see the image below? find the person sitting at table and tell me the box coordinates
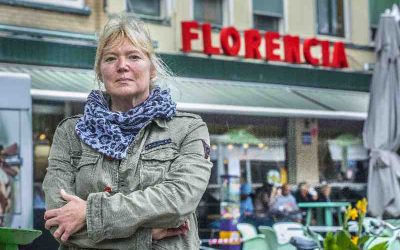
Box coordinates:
[318,184,332,202]
[270,184,302,223]
[295,182,318,203]
[240,176,254,220]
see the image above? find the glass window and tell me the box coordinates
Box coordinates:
[252,0,283,31]
[253,14,280,31]
[317,0,345,37]
[369,0,400,41]
[21,0,84,9]
[127,0,161,17]
[194,0,223,26]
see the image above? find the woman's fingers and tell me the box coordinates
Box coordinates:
[53,226,65,239]
[44,217,59,230]
[60,189,76,202]
[44,208,59,220]
[60,228,72,242]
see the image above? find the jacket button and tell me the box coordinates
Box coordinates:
[103,186,112,193]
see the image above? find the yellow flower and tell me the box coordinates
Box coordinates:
[356,198,368,215]
[348,208,358,220]
[351,236,359,245]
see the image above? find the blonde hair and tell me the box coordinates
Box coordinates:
[94,14,172,89]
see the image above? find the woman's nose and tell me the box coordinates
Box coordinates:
[117,58,129,72]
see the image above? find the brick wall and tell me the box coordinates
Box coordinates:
[0,0,107,34]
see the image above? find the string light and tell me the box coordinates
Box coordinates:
[39,133,47,141]
[227,144,234,150]
[211,144,218,150]
[243,143,249,149]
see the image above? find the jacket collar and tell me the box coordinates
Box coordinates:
[153,118,168,129]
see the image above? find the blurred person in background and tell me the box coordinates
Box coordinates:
[295,182,318,203]
[42,14,212,250]
[318,184,332,202]
[270,184,302,222]
[240,175,254,220]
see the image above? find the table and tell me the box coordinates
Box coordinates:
[0,227,42,250]
[298,202,350,226]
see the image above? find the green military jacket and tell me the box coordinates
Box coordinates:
[42,112,212,250]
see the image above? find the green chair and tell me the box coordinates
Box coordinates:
[258,226,296,250]
[0,227,42,250]
[237,223,270,250]
[237,223,259,241]
[242,236,270,250]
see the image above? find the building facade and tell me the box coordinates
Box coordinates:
[0,0,395,242]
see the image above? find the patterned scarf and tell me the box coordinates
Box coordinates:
[75,87,176,159]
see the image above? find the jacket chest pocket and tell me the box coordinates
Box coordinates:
[75,153,100,199]
[139,146,178,189]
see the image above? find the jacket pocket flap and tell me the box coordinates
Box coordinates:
[77,154,99,169]
[140,147,178,161]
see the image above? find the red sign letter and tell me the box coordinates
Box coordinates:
[265,32,281,61]
[181,21,199,52]
[303,38,320,66]
[220,27,241,56]
[331,42,348,68]
[283,35,300,64]
[320,40,330,67]
[202,23,220,55]
[244,29,262,59]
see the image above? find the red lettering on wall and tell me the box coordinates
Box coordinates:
[303,38,320,66]
[244,29,262,59]
[220,27,241,56]
[180,21,349,69]
[331,42,349,68]
[181,21,199,52]
[265,32,281,61]
[283,35,300,64]
[320,40,330,67]
[202,23,220,55]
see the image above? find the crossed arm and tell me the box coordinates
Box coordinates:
[42,119,212,248]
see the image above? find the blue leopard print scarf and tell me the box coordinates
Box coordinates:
[75,87,176,159]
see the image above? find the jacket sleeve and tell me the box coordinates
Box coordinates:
[86,118,213,242]
[42,121,147,249]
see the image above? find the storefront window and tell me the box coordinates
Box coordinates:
[317,0,345,37]
[194,0,224,26]
[32,100,83,210]
[317,119,368,183]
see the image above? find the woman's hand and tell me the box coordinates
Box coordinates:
[44,189,87,242]
[152,220,189,240]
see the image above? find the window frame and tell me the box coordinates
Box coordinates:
[19,0,85,9]
[126,0,172,22]
[315,0,350,38]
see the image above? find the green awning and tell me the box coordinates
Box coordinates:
[0,63,369,120]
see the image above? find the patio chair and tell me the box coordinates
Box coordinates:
[237,223,270,250]
[273,222,306,245]
[236,223,259,241]
[258,226,296,250]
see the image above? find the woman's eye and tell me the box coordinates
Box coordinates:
[128,55,140,60]
[104,57,115,62]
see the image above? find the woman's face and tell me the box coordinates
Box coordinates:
[100,38,154,103]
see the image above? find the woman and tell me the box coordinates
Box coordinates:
[42,14,212,250]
